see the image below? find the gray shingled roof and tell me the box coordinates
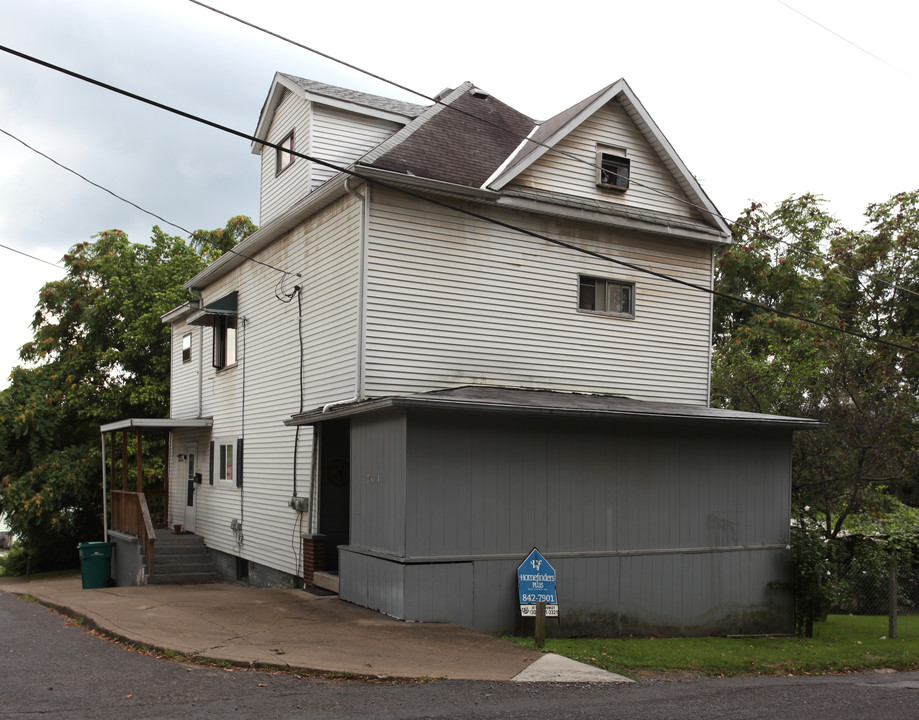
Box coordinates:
[280,74,427,118]
[366,87,536,187]
[494,83,615,182]
[287,385,819,429]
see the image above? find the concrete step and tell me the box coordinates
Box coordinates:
[312,571,339,594]
[149,531,218,585]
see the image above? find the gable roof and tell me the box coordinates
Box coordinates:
[485,79,730,236]
[251,73,428,154]
[365,85,536,188]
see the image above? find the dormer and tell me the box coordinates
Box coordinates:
[251,73,426,226]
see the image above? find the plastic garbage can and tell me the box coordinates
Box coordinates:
[78,541,113,589]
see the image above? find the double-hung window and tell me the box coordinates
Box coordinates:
[210,438,243,488]
[276,131,294,175]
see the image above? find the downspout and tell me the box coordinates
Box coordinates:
[190,290,204,418]
[309,179,367,533]
[706,247,715,408]
[325,176,368,412]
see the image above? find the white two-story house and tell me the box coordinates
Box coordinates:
[107,74,815,635]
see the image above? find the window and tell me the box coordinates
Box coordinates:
[210,438,243,488]
[276,130,294,175]
[579,275,635,317]
[219,441,234,484]
[213,315,237,369]
[182,333,192,363]
[596,147,630,191]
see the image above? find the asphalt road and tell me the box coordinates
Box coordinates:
[2,591,918,719]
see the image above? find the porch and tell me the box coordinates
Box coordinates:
[100,417,212,584]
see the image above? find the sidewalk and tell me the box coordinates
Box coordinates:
[0,575,630,683]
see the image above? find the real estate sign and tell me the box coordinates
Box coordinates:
[517,547,558,617]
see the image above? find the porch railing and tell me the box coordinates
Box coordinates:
[111,490,156,581]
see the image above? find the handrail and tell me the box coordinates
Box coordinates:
[110,490,156,582]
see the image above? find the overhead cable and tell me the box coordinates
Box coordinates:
[1,42,914,355]
[187,0,919,301]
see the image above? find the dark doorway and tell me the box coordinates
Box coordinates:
[318,418,350,572]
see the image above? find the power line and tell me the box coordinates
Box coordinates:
[1,126,194,236]
[186,0,919,302]
[776,0,919,84]
[1,42,914,355]
[0,242,62,269]
[0,120,296,279]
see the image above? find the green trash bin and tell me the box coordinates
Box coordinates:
[78,541,113,589]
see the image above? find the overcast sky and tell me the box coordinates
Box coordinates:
[1,0,917,389]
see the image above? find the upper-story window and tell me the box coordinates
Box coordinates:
[596,145,630,191]
[182,333,192,363]
[276,130,295,175]
[214,316,237,369]
[578,275,635,318]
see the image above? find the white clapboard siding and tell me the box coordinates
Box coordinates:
[169,318,201,419]
[364,188,713,405]
[170,195,361,576]
[513,100,699,221]
[259,90,311,227]
[310,106,402,191]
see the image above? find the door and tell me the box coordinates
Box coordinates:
[184,443,197,533]
[319,419,350,572]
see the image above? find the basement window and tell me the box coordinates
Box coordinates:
[276,130,294,175]
[579,275,635,318]
[597,147,630,191]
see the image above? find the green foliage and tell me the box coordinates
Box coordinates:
[508,614,919,677]
[0,219,255,572]
[713,192,919,540]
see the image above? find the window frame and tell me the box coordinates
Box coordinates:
[210,438,241,489]
[181,332,192,364]
[276,130,295,175]
[596,145,630,192]
[577,274,636,319]
[213,315,237,370]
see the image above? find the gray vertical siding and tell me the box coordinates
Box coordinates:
[341,407,794,635]
[349,410,407,555]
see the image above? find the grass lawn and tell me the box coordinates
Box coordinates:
[508,615,919,678]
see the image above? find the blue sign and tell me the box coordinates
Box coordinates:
[517,548,558,617]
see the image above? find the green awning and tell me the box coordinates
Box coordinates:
[187,291,237,327]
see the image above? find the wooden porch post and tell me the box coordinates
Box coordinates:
[121,431,128,491]
[163,434,170,527]
[109,432,116,488]
[136,431,143,493]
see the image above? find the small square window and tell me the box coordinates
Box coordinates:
[597,149,630,191]
[182,333,192,363]
[579,275,635,317]
[276,131,294,175]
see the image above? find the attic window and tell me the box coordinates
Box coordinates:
[276,131,294,175]
[597,147,630,191]
[578,275,634,318]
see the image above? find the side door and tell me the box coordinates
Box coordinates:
[183,443,198,533]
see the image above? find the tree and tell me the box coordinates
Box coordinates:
[712,193,919,539]
[0,218,254,573]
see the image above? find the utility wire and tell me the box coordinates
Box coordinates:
[776,0,919,84]
[0,85,296,281]
[1,126,194,236]
[1,42,915,355]
[187,0,919,302]
[0,242,62,269]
